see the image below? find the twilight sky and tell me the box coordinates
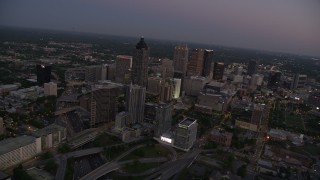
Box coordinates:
[1,0,319,57]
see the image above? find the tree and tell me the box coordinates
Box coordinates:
[58,143,71,153]
[44,159,58,174]
[41,151,54,160]
[13,164,33,180]
[237,165,247,178]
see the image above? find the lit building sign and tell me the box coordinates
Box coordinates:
[160,136,172,144]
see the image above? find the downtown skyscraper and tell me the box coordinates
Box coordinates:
[173,44,189,78]
[132,37,149,87]
[202,50,214,77]
[126,84,146,125]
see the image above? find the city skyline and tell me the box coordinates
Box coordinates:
[0,0,319,57]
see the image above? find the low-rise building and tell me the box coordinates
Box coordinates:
[0,136,42,170]
[44,82,57,96]
[32,124,66,149]
[210,129,233,147]
[115,111,129,130]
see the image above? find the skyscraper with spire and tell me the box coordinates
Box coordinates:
[131,37,149,87]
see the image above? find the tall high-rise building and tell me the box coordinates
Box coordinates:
[187,49,204,76]
[212,62,224,80]
[173,44,189,78]
[90,84,119,127]
[36,64,51,86]
[247,60,258,76]
[173,78,181,99]
[44,82,57,96]
[268,71,282,89]
[161,58,174,78]
[159,79,174,102]
[126,84,146,124]
[115,55,132,83]
[132,37,149,87]
[85,65,102,82]
[202,50,214,77]
[143,102,172,137]
[155,103,173,137]
[291,74,307,90]
[174,118,198,151]
[147,76,162,95]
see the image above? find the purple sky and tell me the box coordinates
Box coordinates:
[1,0,319,56]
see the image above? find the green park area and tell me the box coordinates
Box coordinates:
[122,161,160,173]
[120,144,171,161]
[289,143,320,156]
[269,102,320,136]
[93,133,122,147]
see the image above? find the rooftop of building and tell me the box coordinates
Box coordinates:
[116,55,132,59]
[207,81,225,87]
[178,118,197,127]
[116,111,129,117]
[0,136,36,155]
[32,124,65,137]
[211,128,233,137]
[0,84,19,89]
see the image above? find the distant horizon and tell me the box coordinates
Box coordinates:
[1,25,319,59]
[1,0,319,58]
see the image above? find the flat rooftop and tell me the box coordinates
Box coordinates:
[117,55,132,59]
[179,118,197,127]
[0,136,36,155]
[33,124,65,137]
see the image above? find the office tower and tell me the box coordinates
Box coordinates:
[173,78,181,99]
[36,64,51,86]
[250,74,264,86]
[101,64,108,80]
[132,37,149,87]
[187,49,204,76]
[291,74,307,90]
[202,50,214,77]
[126,84,146,124]
[159,79,174,102]
[174,118,198,151]
[143,102,172,137]
[85,65,102,82]
[212,62,224,80]
[268,71,282,88]
[147,76,162,95]
[115,55,133,83]
[90,84,119,127]
[155,103,173,137]
[44,82,57,96]
[247,60,258,76]
[173,44,189,78]
[161,58,174,78]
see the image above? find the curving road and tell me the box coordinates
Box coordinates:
[55,147,103,180]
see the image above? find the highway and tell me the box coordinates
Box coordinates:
[79,157,169,180]
[144,149,201,180]
[55,147,103,180]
